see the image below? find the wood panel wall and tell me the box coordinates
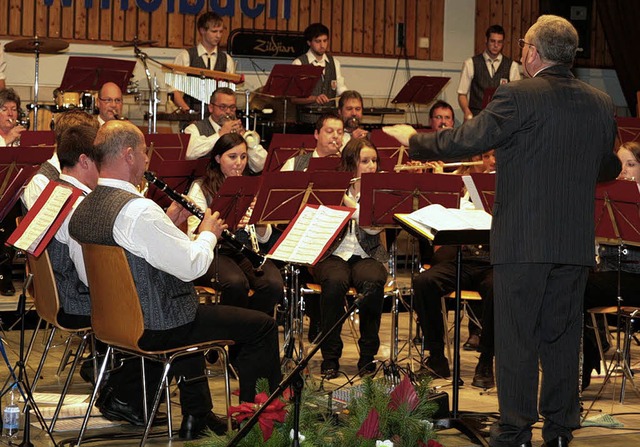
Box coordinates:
[474,0,613,68]
[0,0,445,61]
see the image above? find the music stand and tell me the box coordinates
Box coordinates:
[19,131,55,147]
[0,166,38,222]
[210,176,261,230]
[392,76,450,125]
[394,213,490,447]
[263,134,317,172]
[0,146,54,197]
[468,173,496,212]
[260,64,324,133]
[58,56,136,93]
[583,180,640,414]
[616,117,640,145]
[145,159,206,209]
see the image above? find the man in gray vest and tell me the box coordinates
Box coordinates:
[69,120,281,439]
[172,12,235,114]
[184,87,267,172]
[280,113,343,172]
[457,25,521,121]
[292,23,348,125]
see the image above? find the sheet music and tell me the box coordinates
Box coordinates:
[408,203,492,232]
[269,205,353,265]
[13,186,72,253]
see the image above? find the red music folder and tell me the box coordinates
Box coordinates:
[267,204,355,266]
[7,181,83,256]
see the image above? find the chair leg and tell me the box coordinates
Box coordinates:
[31,326,57,393]
[591,312,607,373]
[77,345,113,446]
[141,362,172,446]
[441,296,451,363]
[216,346,233,433]
[24,316,43,366]
[56,334,75,377]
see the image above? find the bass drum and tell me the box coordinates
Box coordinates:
[28,106,55,131]
[54,90,81,110]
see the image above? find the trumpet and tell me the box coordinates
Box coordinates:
[143,171,266,271]
[222,113,261,150]
[393,160,484,172]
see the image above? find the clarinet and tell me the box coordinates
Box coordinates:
[143,171,266,271]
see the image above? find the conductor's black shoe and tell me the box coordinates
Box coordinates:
[179,412,230,439]
[471,359,495,389]
[542,435,570,446]
[357,356,376,377]
[421,355,451,378]
[321,359,340,380]
[462,334,480,351]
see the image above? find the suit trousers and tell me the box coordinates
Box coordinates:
[312,255,387,362]
[490,263,587,446]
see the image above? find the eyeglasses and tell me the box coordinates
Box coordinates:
[213,104,237,112]
[99,97,123,104]
[518,38,534,49]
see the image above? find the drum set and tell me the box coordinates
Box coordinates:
[4,36,98,131]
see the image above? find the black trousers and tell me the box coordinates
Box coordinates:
[413,258,493,356]
[312,255,387,362]
[109,304,280,416]
[490,263,587,447]
[196,251,283,317]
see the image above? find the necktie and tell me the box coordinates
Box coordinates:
[207,55,211,70]
[490,59,496,77]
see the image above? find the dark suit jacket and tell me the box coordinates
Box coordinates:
[409,65,620,266]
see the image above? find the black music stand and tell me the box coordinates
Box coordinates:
[260,64,324,133]
[392,76,450,126]
[58,56,136,93]
[583,179,640,413]
[394,214,490,447]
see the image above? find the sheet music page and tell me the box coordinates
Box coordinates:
[269,205,352,264]
[462,175,485,210]
[13,186,72,253]
[409,203,491,231]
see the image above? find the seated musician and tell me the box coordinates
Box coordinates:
[311,138,388,379]
[171,12,235,115]
[280,113,343,172]
[186,133,283,317]
[184,87,267,173]
[582,141,640,389]
[97,82,123,125]
[414,150,496,389]
[0,88,25,146]
[338,90,369,147]
[68,120,281,439]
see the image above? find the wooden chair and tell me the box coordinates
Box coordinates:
[440,290,483,363]
[76,243,234,447]
[26,249,94,432]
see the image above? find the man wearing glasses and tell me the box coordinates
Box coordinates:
[97,82,123,125]
[184,87,266,173]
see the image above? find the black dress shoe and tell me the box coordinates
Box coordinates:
[463,334,480,351]
[542,435,570,446]
[471,359,495,389]
[421,354,451,378]
[0,273,15,296]
[357,357,376,377]
[99,394,167,427]
[179,412,231,439]
[321,359,340,380]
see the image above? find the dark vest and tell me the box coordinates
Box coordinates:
[184,47,229,112]
[469,53,513,115]
[322,221,388,264]
[292,152,313,172]
[69,185,198,330]
[47,180,90,316]
[37,161,60,181]
[193,118,216,139]
[295,54,338,124]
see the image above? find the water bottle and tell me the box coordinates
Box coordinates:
[2,384,20,438]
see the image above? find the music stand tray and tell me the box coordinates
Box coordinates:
[392,76,450,105]
[58,56,136,92]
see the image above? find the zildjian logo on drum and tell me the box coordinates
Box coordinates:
[254,36,296,57]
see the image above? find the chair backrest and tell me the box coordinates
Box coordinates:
[26,250,61,326]
[81,243,145,350]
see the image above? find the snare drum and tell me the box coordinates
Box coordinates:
[55,91,81,109]
[28,106,55,131]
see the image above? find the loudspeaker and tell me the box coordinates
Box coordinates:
[539,0,591,59]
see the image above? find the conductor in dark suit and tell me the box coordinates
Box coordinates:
[384,15,620,447]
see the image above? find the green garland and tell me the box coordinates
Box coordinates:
[188,375,440,447]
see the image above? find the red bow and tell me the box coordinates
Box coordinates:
[228,392,287,440]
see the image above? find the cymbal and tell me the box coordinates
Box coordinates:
[5,36,69,54]
[115,39,158,48]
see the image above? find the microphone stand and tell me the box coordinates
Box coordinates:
[227,293,365,447]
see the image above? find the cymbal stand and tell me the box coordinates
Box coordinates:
[280,264,304,368]
[32,41,42,130]
[133,44,164,134]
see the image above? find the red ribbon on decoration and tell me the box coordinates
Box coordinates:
[228,392,287,440]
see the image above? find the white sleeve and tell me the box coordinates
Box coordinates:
[509,61,522,81]
[113,198,216,282]
[334,58,348,95]
[456,58,474,95]
[21,174,50,210]
[225,53,236,74]
[247,143,267,173]
[186,181,208,239]
[184,123,219,160]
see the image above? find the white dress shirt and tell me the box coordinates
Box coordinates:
[332,189,381,261]
[184,116,267,173]
[21,153,61,210]
[457,51,521,95]
[292,50,348,96]
[98,178,216,283]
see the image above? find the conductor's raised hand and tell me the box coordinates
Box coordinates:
[383,124,418,147]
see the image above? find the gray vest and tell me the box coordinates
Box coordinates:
[298,53,337,98]
[47,178,90,316]
[193,118,215,139]
[185,47,229,112]
[292,152,313,172]
[469,53,513,115]
[68,185,198,330]
[37,161,60,181]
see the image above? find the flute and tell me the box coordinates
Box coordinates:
[393,160,484,172]
[143,171,266,271]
